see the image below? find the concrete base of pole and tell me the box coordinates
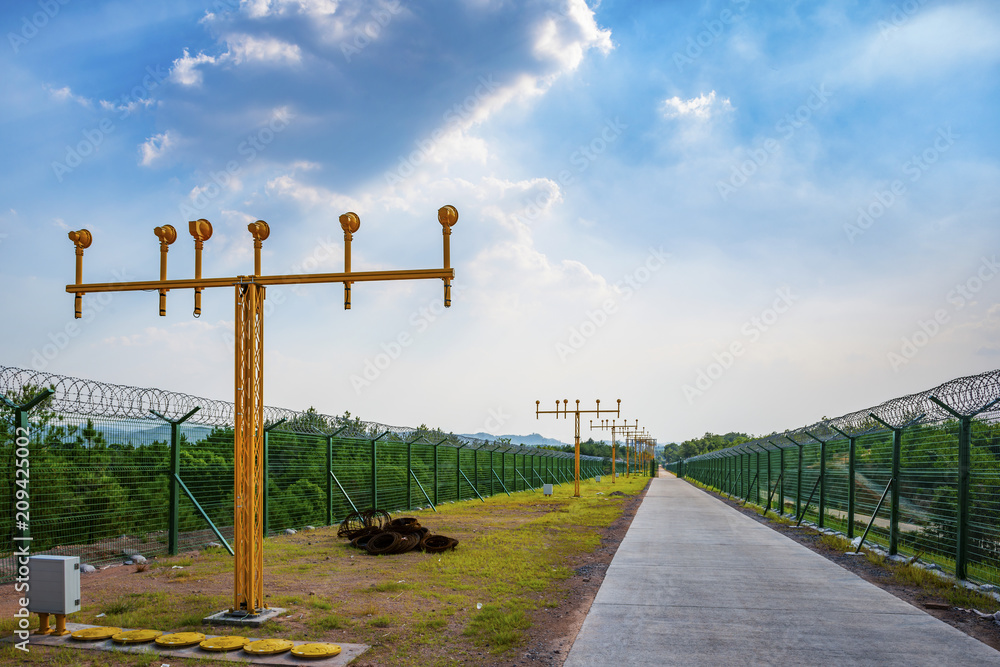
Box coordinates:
[202,607,286,628]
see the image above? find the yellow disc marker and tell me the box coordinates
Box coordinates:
[291,642,343,659]
[155,631,206,647]
[71,627,122,641]
[112,629,162,644]
[200,635,249,652]
[244,638,295,655]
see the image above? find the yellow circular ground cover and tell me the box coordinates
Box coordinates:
[155,631,206,647]
[112,629,162,644]
[244,638,295,654]
[200,635,248,651]
[290,642,342,659]
[71,627,121,641]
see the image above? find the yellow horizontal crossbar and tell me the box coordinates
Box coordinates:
[66,268,455,294]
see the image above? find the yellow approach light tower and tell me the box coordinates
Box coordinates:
[590,418,636,484]
[67,206,459,618]
[536,399,620,497]
[617,423,648,478]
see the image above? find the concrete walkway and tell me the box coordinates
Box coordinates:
[565,474,1000,666]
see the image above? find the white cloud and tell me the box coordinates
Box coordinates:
[226,34,303,65]
[241,0,340,19]
[99,97,155,115]
[169,36,301,87]
[46,85,91,108]
[265,174,365,213]
[837,5,1000,88]
[660,91,732,120]
[138,131,176,166]
[533,0,613,72]
[170,49,217,86]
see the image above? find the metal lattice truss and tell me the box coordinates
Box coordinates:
[0,365,600,460]
[686,368,1000,461]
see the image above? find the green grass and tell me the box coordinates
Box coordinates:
[891,563,1000,610]
[865,549,887,567]
[307,597,333,610]
[462,604,532,653]
[818,534,853,552]
[367,581,412,593]
[310,613,353,631]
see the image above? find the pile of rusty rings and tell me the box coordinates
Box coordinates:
[339,510,459,555]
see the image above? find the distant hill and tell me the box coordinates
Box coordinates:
[461,432,571,448]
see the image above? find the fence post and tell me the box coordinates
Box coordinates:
[407,439,413,510]
[323,426,348,526]
[755,445,761,505]
[4,389,54,560]
[765,447,772,511]
[786,435,803,518]
[956,416,971,578]
[371,431,389,510]
[433,438,446,507]
[327,435,334,525]
[260,418,289,537]
[929,395,1000,579]
[831,426,856,538]
[805,431,827,529]
[890,427,901,555]
[150,406,200,555]
[870,413,923,556]
[776,443,785,515]
[500,450,505,493]
[456,444,464,501]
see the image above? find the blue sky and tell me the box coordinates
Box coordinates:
[1,0,998,445]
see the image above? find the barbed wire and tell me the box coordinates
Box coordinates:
[687,368,1000,460]
[0,366,599,459]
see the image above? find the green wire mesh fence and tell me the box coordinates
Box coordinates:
[669,369,1000,585]
[0,366,608,582]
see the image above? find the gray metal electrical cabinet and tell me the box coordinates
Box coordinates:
[27,556,81,615]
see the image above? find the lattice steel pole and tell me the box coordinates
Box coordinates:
[536,399,620,497]
[590,418,634,484]
[66,206,459,618]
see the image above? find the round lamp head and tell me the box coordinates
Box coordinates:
[248,220,270,240]
[154,225,178,245]
[68,229,92,249]
[339,212,360,234]
[438,205,458,228]
[189,219,213,241]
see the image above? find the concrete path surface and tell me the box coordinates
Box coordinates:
[565,473,1000,667]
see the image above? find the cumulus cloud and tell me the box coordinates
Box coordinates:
[169,35,302,87]
[241,0,341,19]
[170,49,218,86]
[660,90,732,120]
[138,131,176,166]
[99,97,155,115]
[227,34,303,65]
[46,85,91,108]
[533,0,613,71]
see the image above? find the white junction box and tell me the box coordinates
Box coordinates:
[27,556,81,615]
[543,484,553,496]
